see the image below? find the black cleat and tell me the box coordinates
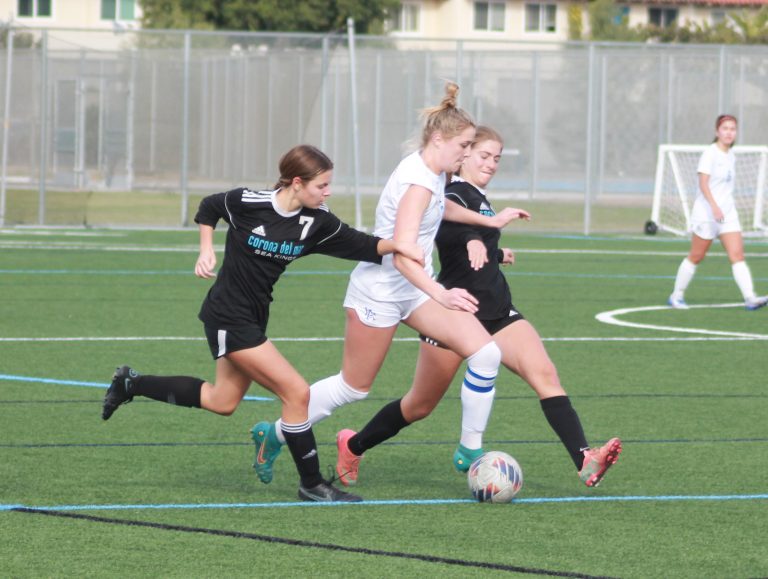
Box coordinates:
[102,365,139,420]
[298,480,363,503]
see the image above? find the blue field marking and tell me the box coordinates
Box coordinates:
[0,373,275,402]
[2,371,767,401]
[2,493,767,513]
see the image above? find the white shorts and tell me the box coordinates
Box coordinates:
[690,199,741,240]
[343,281,431,328]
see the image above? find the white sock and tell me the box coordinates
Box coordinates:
[274,372,368,444]
[672,258,697,297]
[732,261,756,301]
[459,341,500,450]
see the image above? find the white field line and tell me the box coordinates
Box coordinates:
[595,303,768,339]
[0,334,765,343]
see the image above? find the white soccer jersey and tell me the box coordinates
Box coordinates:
[349,151,446,302]
[697,143,736,213]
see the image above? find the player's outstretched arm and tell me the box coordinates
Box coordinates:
[444,202,530,229]
[376,239,425,266]
[488,207,531,228]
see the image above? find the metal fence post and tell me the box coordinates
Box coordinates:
[0,26,15,227]
[583,43,596,236]
[180,31,191,226]
[38,29,48,224]
[347,18,362,230]
[530,50,540,200]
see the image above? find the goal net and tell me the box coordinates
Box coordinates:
[649,145,768,236]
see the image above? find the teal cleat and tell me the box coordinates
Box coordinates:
[250,421,283,484]
[452,444,485,473]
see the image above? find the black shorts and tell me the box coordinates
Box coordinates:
[204,324,268,359]
[420,306,525,349]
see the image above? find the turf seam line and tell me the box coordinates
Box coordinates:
[2,437,768,450]
[11,507,613,579]
[2,437,767,450]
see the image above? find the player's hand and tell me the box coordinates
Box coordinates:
[394,241,425,266]
[467,239,488,271]
[711,204,725,223]
[195,249,217,279]
[436,287,479,313]
[500,248,515,265]
[489,207,531,229]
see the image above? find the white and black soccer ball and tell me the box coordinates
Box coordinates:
[467,451,523,503]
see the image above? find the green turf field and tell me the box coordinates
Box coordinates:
[1,227,766,578]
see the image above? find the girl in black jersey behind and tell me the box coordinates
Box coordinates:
[100,144,423,503]
[341,127,622,488]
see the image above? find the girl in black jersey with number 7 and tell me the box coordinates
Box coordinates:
[101,144,423,503]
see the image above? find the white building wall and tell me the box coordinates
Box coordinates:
[0,0,141,29]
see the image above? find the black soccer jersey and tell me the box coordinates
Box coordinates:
[195,187,382,330]
[435,180,513,320]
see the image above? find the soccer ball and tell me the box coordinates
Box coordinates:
[467,451,523,503]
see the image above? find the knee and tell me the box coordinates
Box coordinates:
[530,365,563,396]
[539,362,560,387]
[210,400,239,416]
[281,384,310,411]
[468,341,502,372]
[402,400,435,423]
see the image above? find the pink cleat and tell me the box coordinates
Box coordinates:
[335,429,364,487]
[579,437,622,488]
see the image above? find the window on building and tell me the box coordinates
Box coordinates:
[474,1,505,32]
[711,9,732,25]
[18,0,51,17]
[525,4,557,33]
[648,7,678,27]
[102,0,135,21]
[614,6,630,25]
[390,3,420,32]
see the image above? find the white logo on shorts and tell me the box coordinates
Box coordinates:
[364,307,376,322]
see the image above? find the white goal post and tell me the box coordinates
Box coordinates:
[649,145,768,237]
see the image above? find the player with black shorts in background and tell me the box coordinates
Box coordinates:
[101,144,423,503]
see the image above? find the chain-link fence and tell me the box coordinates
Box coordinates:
[1,26,767,233]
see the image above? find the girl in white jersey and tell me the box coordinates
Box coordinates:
[251,83,529,486]
[668,115,768,311]
[335,126,621,488]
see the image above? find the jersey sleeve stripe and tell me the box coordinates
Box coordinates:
[445,192,469,208]
[223,192,236,229]
[316,222,343,245]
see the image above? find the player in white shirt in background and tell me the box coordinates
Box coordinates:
[668,114,768,311]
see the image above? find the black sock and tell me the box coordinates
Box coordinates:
[540,395,589,470]
[132,375,203,408]
[282,423,322,488]
[349,399,410,456]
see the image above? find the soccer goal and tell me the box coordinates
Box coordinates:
[648,145,768,236]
